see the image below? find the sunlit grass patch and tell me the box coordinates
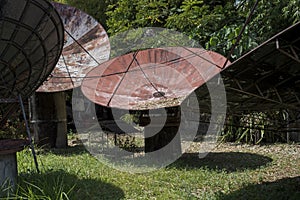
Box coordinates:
[2,142,298,199]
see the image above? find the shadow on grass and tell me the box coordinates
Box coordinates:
[16,170,124,200]
[219,176,300,200]
[169,152,272,172]
[37,145,89,157]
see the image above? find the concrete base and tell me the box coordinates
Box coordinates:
[144,124,182,163]
[0,153,17,196]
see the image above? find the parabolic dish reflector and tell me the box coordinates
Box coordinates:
[0,0,64,99]
[81,47,229,110]
[37,2,110,92]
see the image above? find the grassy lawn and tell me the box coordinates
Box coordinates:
[5,142,300,199]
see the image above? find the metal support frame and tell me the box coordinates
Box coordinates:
[276,38,300,64]
[223,37,300,113]
[227,86,298,111]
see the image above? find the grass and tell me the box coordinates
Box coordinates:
[3,141,300,199]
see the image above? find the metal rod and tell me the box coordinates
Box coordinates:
[290,46,299,60]
[277,48,300,64]
[62,54,75,87]
[18,95,40,173]
[107,51,140,106]
[65,29,101,65]
[133,54,167,99]
[227,87,298,110]
[276,38,300,64]
[158,34,224,69]
[285,110,290,143]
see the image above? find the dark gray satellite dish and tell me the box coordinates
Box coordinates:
[0,0,64,99]
[0,0,65,174]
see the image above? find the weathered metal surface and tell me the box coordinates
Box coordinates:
[81,47,229,110]
[0,0,64,99]
[37,2,110,92]
[0,139,29,194]
[0,139,29,154]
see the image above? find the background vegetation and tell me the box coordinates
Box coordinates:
[52,0,300,144]
[61,0,299,58]
[1,0,296,143]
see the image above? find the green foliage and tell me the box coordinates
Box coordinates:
[238,0,300,37]
[54,0,299,59]
[120,113,138,125]
[106,0,137,34]
[106,0,299,59]
[166,0,234,44]
[109,27,199,58]
[54,0,299,58]
[206,24,258,59]
[283,0,300,23]
[113,134,144,153]
[106,0,176,35]
[205,0,300,59]
[135,0,169,27]
[106,0,240,50]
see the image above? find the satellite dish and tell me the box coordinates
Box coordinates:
[37,2,110,92]
[0,0,64,99]
[81,47,230,110]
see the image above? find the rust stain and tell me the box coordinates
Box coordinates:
[81,47,230,110]
[37,2,110,92]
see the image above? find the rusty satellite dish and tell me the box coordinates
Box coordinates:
[37,2,110,92]
[81,47,230,110]
[0,0,64,99]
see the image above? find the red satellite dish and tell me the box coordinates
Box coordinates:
[37,2,110,92]
[81,47,230,110]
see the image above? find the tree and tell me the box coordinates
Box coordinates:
[106,0,183,34]
[206,0,300,58]
[106,0,299,59]
[56,0,299,58]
